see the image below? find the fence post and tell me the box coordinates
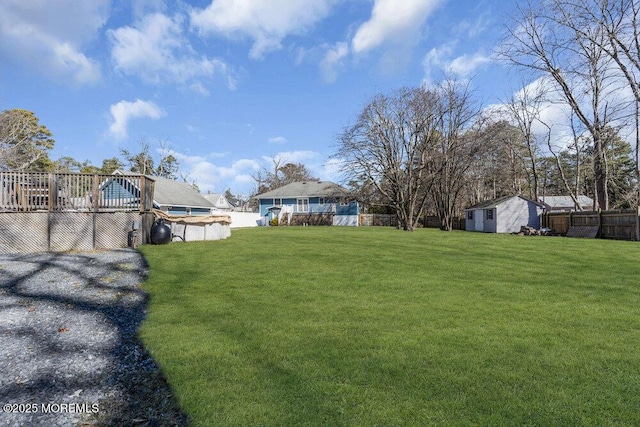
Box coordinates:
[637,206,640,241]
[569,211,573,228]
[92,174,99,250]
[47,173,53,212]
[47,173,53,251]
[598,209,603,238]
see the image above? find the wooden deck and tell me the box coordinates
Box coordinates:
[0,172,154,212]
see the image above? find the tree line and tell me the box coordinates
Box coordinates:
[333,0,640,231]
[0,108,186,181]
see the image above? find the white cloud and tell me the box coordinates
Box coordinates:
[351,0,442,54]
[422,43,493,83]
[266,150,321,166]
[109,99,166,139]
[169,151,261,194]
[453,13,491,39]
[163,149,330,194]
[320,42,349,83]
[422,42,455,83]
[268,136,288,144]
[321,157,345,184]
[109,12,236,91]
[447,51,492,77]
[0,0,107,84]
[190,0,337,59]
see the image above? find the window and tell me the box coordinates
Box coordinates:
[485,209,494,220]
[467,211,473,220]
[297,198,309,212]
[273,198,281,206]
[318,197,325,205]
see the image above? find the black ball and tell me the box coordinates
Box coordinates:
[151,222,172,244]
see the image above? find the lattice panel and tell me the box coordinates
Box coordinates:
[0,212,49,254]
[95,212,140,249]
[0,211,142,253]
[49,212,93,251]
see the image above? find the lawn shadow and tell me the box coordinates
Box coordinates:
[0,250,188,426]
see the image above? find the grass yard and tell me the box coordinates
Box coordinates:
[139,227,640,426]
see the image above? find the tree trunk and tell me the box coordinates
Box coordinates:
[594,136,608,210]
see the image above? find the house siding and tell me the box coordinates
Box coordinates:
[465,195,544,233]
[102,178,139,201]
[258,199,359,226]
[495,197,542,233]
[259,197,345,217]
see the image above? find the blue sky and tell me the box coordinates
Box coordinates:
[0,0,521,196]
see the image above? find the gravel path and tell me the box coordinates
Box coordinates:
[0,250,187,426]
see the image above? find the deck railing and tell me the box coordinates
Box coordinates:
[0,172,154,212]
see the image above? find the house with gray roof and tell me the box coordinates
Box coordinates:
[255,181,359,226]
[538,195,593,212]
[204,193,233,211]
[465,195,545,233]
[108,171,215,215]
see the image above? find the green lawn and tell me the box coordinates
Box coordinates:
[139,227,640,426]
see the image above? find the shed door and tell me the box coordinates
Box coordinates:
[475,210,483,231]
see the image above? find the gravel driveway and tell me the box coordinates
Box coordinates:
[0,249,187,426]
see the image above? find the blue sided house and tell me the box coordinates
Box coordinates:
[102,171,215,215]
[256,181,359,226]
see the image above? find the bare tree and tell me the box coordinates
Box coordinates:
[334,86,442,231]
[252,158,317,195]
[504,82,551,201]
[120,140,155,175]
[120,139,180,178]
[549,0,640,201]
[155,140,180,179]
[466,119,529,204]
[430,79,482,231]
[502,0,628,209]
[0,109,55,171]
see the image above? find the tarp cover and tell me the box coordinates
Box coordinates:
[154,209,232,226]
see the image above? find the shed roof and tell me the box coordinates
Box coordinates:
[153,177,214,208]
[466,195,544,211]
[539,195,593,209]
[256,181,348,199]
[113,171,214,209]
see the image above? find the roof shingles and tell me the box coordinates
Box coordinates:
[256,181,348,199]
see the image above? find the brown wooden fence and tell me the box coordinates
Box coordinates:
[359,214,397,227]
[424,216,466,230]
[0,172,156,253]
[542,208,640,240]
[0,172,154,212]
[358,214,466,229]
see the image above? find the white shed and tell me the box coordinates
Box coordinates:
[465,195,545,233]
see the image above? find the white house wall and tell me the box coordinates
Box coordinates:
[496,197,542,233]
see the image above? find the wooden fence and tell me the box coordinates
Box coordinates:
[424,216,466,230]
[542,208,640,240]
[0,172,156,253]
[359,214,397,227]
[0,172,154,212]
[358,214,466,229]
